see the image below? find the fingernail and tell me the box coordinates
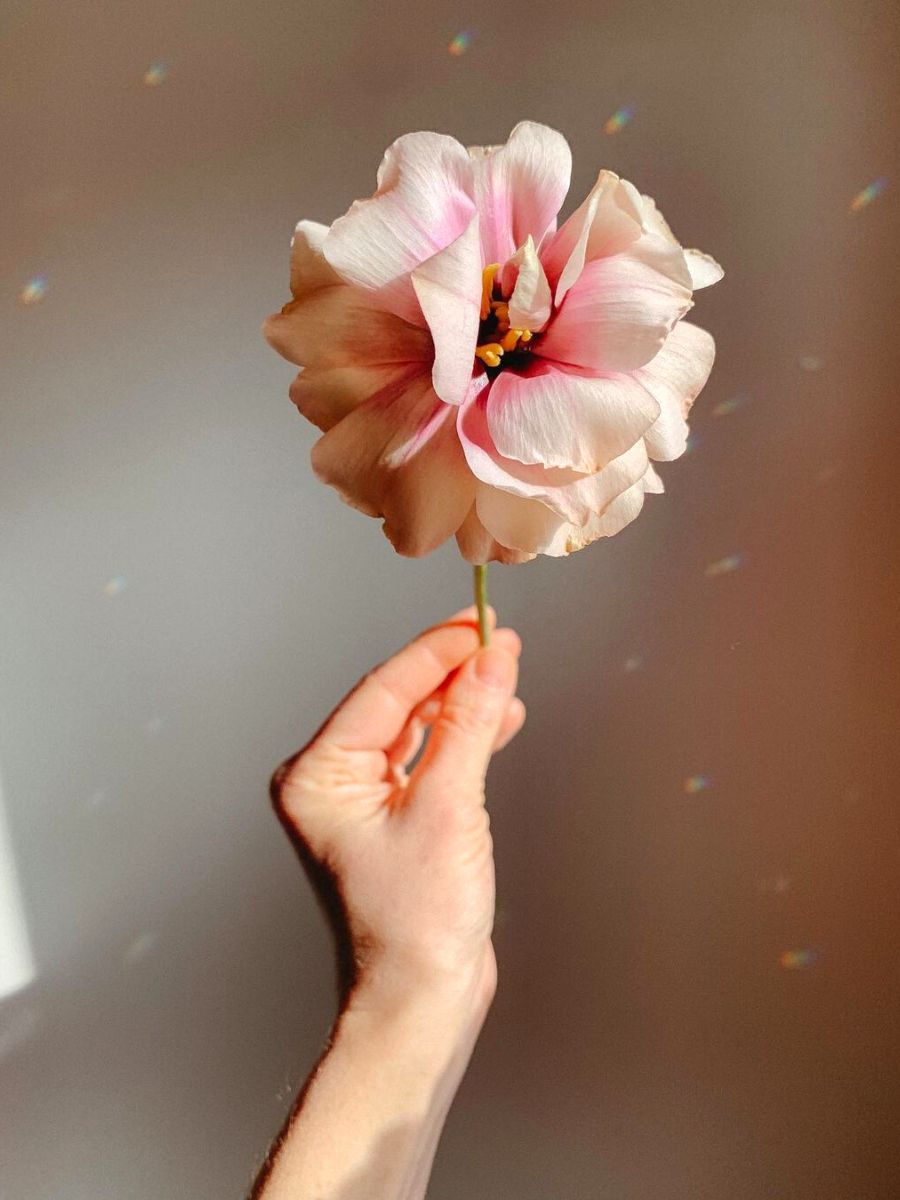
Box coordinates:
[473,646,516,689]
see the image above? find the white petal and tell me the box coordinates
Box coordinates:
[641,195,723,290]
[311,373,475,557]
[503,236,552,331]
[411,215,482,406]
[469,121,571,266]
[323,132,476,325]
[540,171,644,305]
[684,249,724,289]
[263,285,432,369]
[486,364,658,474]
[635,321,716,460]
[289,220,339,296]
[536,243,693,373]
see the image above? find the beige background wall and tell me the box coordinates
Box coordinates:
[2,0,899,1195]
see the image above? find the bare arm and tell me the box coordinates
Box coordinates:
[252,607,524,1199]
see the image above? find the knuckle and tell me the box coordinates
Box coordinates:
[438,695,496,738]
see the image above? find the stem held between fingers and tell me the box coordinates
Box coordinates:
[473,564,490,648]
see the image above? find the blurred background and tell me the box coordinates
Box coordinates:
[2,0,899,1196]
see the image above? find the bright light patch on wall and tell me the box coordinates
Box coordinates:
[0,772,36,999]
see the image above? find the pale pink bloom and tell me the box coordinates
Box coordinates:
[265,122,722,563]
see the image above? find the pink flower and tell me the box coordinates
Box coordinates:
[265,122,722,563]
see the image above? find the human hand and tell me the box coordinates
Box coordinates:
[270,607,524,1018]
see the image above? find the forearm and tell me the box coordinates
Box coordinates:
[254,968,493,1200]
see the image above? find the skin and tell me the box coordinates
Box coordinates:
[252,606,525,1200]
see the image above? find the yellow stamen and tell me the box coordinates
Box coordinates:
[499,327,532,352]
[480,264,500,321]
[474,343,504,368]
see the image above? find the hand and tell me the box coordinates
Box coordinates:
[270,607,524,1015]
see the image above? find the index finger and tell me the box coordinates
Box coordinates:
[317,605,497,752]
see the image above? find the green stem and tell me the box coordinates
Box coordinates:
[473,563,490,647]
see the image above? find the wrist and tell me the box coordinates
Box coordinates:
[346,946,497,1035]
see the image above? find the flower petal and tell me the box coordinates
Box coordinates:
[503,236,552,331]
[263,285,432,369]
[289,363,418,432]
[455,503,536,564]
[458,381,650,524]
[684,249,724,289]
[475,465,658,556]
[540,171,644,304]
[289,220,339,296]
[635,321,716,460]
[486,363,659,474]
[310,372,475,557]
[323,132,477,325]
[411,214,482,406]
[640,194,723,290]
[468,121,571,266]
[535,242,693,373]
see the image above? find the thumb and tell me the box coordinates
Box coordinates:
[412,645,519,795]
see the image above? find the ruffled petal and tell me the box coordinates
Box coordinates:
[322,132,477,325]
[635,321,716,460]
[458,381,650,525]
[310,372,475,557]
[475,465,658,556]
[289,220,339,296]
[263,285,432,369]
[540,171,644,304]
[502,236,552,331]
[411,214,482,406]
[535,242,693,373]
[289,363,419,432]
[468,121,571,266]
[486,363,659,474]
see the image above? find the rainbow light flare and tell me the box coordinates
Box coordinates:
[684,775,712,794]
[849,178,887,212]
[780,948,818,969]
[705,553,744,577]
[448,31,471,56]
[603,106,634,135]
[143,62,168,86]
[20,276,47,305]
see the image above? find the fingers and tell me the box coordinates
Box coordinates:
[494,696,526,752]
[318,606,497,753]
[411,643,520,797]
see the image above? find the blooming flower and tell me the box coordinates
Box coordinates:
[265,122,722,563]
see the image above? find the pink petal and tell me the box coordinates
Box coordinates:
[486,363,659,474]
[263,284,432,369]
[458,382,649,525]
[635,321,716,460]
[310,372,475,557]
[503,237,552,331]
[411,214,482,406]
[322,132,476,325]
[468,122,571,266]
[289,363,419,432]
[540,171,644,304]
[535,243,693,373]
[289,220,339,296]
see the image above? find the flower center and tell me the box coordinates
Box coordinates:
[474,263,533,371]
